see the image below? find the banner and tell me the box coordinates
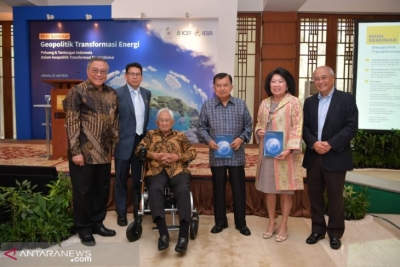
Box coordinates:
[29,20,218,142]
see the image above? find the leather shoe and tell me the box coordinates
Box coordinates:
[236,226,251,236]
[306,233,325,244]
[175,238,188,253]
[79,234,96,246]
[92,225,116,237]
[117,215,128,227]
[158,235,169,251]
[210,222,228,234]
[330,237,341,250]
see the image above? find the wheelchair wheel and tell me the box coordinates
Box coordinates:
[126,219,143,242]
[190,213,199,240]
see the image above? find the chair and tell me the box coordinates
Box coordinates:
[126,147,199,242]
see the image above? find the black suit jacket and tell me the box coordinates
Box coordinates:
[302,88,358,171]
[114,85,151,160]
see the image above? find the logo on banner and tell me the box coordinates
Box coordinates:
[177,30,192,36]
[177,29,213,37]
[165,27,172,39]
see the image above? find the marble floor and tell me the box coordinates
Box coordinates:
[1,211,399,267]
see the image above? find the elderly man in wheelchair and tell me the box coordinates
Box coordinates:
[133,108,197,253]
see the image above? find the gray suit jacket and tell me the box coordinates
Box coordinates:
[114,84,151,160]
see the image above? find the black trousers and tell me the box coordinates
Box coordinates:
[68,162,111,234]
[114,134,144,216]
[307,155,346,238]
[211,166,246,228]
[145,170,191,224]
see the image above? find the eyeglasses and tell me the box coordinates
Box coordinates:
[312,75,330,83]
[90,68,108,75]
[127,72,142,77]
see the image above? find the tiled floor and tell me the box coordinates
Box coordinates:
[1,211,399,267]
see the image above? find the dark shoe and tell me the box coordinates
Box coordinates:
[92,225,116,237]
[117,215,128,227]
[79,234,96,246]
[306,233,325,244]
[330,237,341,250]
[175,238,188,253]
[158,235,169,251]
[236,226,251,236]
[210,222,228,234]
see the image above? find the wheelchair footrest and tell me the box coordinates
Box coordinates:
[152,226,180,231]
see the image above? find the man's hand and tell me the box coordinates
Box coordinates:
[72,154,84,166]
[160,153,178,165]
[208,140,218,150]
[313,141,331,155]
[231,137,243,150]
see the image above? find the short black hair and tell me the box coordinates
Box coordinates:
[264,67,296,96]
[125,62,143,74]
[213,73,232,84]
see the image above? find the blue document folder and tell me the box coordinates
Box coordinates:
[215,134,234,158]
[264,131,283,157]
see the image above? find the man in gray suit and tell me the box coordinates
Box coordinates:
[114,62,151,226]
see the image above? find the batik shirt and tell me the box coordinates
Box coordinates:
[136,129,197,178]
[63,80,119,164]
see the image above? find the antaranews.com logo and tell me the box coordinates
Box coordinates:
[2,246,92,265]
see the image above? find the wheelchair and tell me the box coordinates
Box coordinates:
[126,145,200,242]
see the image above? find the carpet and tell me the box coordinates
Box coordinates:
[0,141,312,217]
[0,142,259,178]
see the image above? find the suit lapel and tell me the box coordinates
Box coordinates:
[310,95,319,129]
[141,87,150,126]
[325,88,339,123]
[123,85,136,117]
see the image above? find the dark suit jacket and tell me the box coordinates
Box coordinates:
[302,88,358,171]
[114,85,151,160]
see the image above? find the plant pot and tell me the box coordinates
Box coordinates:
[0,242,13,251]
[38,240,53,249]
[25,242,38,250]
[12,242,24,251]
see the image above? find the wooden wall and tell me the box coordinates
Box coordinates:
[261,12,298,99]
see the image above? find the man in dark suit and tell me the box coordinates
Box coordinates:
[302,66,358,250]
[114,62,151,226]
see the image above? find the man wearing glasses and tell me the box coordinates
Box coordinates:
[114,62,151,227]
[63,57,119,246]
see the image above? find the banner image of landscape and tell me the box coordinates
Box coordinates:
[29,20,218,142]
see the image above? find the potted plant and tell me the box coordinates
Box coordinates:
[325,185,370,220]
[20,218,39,249]
[0,222,13,251]
[0,174,74,249]
[343,185,370,220]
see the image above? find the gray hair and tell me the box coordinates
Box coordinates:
[314,66,335,76]
[156,108,174,121]
[87,57,109,70]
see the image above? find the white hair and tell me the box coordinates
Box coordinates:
[156,108,174,121]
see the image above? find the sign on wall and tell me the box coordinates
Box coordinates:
[29,19,218,142]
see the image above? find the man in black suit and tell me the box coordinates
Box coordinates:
[114,62,151,226]
[302,66,358,250]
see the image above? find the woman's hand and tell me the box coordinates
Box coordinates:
[257,129,265,139]
[275,150,292,160]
